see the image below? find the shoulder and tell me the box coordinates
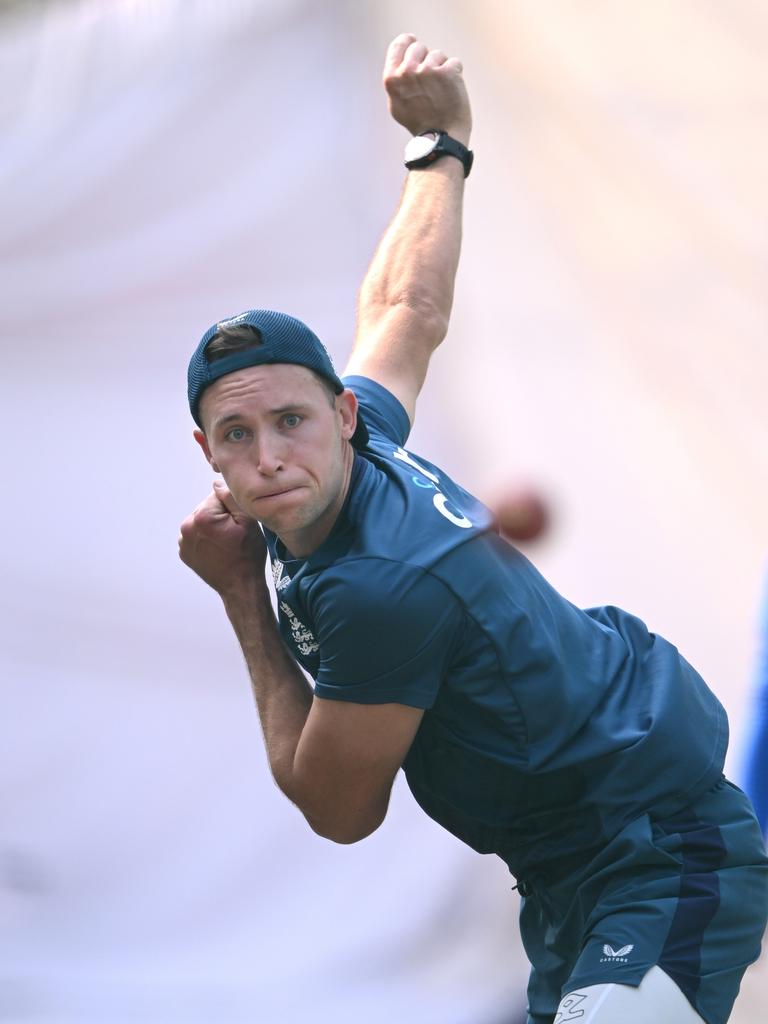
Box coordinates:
[344,374,411,447]
[308,559,466,707]
[309,557,462,630]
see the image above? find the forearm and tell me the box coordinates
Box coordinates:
[223,586,394,842]
[357,158,465,344]
[179,487,388,843]
[222,580,315,810]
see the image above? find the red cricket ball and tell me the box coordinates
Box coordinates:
[493,487,550,542]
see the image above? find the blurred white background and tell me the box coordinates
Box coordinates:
[1,1,766,1021]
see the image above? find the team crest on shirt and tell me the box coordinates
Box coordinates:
[272,558,291,592]
[279,601,319,656]
[600,943,634,962]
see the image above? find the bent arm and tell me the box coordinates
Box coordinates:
[223,579,423,843]
[179,484,423,845]
[344,34,472,424]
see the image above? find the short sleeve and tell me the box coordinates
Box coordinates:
[343,375,411,447]
[309,559,464,709]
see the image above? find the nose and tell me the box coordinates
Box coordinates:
[254,432,285,476]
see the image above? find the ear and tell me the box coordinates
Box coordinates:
[337,389,359,442]
[193,429,221,474]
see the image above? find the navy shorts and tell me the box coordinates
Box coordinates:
[518,778,768,1024]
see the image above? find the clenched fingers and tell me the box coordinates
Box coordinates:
[177,487,266,592]
[382,34,471,140]
[384,32,417,76]
[420,49,448,69]
[442,56,463,74]
[402,38,429,70]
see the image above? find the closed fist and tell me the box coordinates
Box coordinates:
[178,481,267,596]
[383,33,471,144]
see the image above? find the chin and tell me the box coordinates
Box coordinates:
[260,503,319,537]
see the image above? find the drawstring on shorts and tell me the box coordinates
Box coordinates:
[512,878,532,898]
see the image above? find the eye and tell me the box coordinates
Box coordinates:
[282,414,302,429]
[224,426,248,442]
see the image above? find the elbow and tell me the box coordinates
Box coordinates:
[392,294,449,332]
[304,809,386,845]
[361,297,449,350]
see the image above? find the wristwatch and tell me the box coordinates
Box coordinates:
[404,130,474,178]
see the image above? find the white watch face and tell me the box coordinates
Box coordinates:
[405,133,438,162]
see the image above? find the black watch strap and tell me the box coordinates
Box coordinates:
[436,133,474,178]
[406,130,474,178]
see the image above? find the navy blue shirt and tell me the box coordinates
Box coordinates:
[265,377,728,875]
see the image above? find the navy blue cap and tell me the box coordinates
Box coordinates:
[188,309,368,449]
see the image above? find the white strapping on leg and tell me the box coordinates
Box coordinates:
[553,965,706,1023]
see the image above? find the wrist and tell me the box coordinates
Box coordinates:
[443,124,471,147]
[220,576,271,614]
[404,130,473,178]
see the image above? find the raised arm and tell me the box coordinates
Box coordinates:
[343,33,472,425]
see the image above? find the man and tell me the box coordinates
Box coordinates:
[179,34,768,1024]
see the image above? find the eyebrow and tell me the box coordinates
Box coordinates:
[212,405,312,429]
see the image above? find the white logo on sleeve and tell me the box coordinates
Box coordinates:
[600,943,634,962]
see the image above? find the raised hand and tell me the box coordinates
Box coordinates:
[178,480,268,597]
[383,33,471,144]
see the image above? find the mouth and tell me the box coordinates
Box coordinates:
[253,486,303,503]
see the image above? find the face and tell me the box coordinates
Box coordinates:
[195,364,358,556]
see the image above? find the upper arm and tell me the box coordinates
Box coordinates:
[344,303,445,426]
[293,697,424,843]
[291,563,465,841]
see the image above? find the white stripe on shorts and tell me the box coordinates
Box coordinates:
[553,965,706,1023]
